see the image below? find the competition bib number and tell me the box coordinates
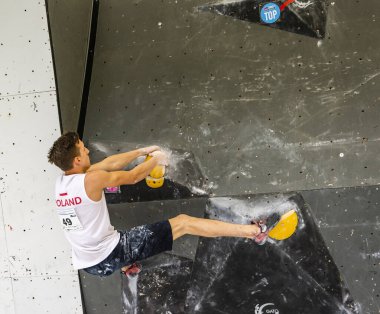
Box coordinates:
[59,211,83,231]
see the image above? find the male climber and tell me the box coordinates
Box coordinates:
[48,132,268,277]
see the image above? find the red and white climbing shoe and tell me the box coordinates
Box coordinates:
[121,262,142,277]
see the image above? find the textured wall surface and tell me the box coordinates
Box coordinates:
[302,186,380,314]
[0,1,82,313]
[84,0,380,196]
[76,0,380,313]
[46,0,92,132]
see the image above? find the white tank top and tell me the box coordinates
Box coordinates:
[55,173,120,269]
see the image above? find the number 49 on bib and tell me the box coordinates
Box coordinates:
[59,212,83,231]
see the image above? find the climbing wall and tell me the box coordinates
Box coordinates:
[71,0,380,313]
[46,0,93,132]
[84,0,380,197]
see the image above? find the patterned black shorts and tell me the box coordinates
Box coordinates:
[83,220,173,277]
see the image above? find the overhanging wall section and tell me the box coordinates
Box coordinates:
[46,0,93,133]
[83,0,380,196]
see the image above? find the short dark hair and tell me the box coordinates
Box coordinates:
[48,132,80,171]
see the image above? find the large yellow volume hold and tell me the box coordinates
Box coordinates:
[145,155,165,188]
[268,209,298,240]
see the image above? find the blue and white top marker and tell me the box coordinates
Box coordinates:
[260,2,281,24]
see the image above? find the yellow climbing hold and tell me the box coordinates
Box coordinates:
[149,163,165,179]
[144,155,165,188]
[145,175,164,188]
[268,209,298,240]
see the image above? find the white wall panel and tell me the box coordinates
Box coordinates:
[0,0,82,312]
[0,278,15,314]
[12,275,82,314]
[0,196,11,278]
[0,0,55,96]
[0,93,77,275]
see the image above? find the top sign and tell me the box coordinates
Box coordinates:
[260,2,281,24]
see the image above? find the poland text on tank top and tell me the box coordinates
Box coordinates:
[55,173,120,269]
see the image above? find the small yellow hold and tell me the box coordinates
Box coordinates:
[145,176,164,188]
[145,155,166,178]
[150,164,165,179]
[144,155,165,188]
[268,209,298,240]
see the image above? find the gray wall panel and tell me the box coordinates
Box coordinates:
[47,0,93,132]
[302,186,380,314]
[83,0,380,196]
[76,1,380,312]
